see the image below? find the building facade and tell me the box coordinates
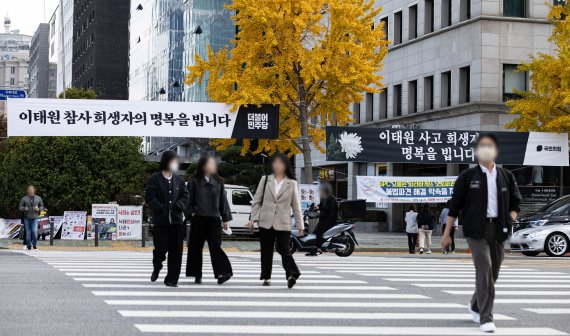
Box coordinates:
[28,23,54,98]
[296,0,561,231]
[49,0,74,96]
[129,0,234,157]
[72,0,130,99]
[0,17,31,91]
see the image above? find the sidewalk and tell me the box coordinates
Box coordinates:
[0,231,469,253]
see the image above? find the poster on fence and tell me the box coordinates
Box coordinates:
[299,184,320,210]
[8,99,279,139]
[0,219,22,238]
[356,176,457,203]
[47,216,64,240]
[61,211,87,240]
[89,204,118,240]
[117,206,143,240]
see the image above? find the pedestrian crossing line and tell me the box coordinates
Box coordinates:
[359,273,570,278]
[445,290,570,296]
[522,309,570,314]
[384,278,570,283]
[104,300,465,308]
[56,268,321,274]
[338,271,562,275]
[322,267,535,271]
[133,325,568,335]
[414,283,570,288]
[65,272,340,278]
[496,299,570,304]
[73,278,368,284]
[118,310,516,320]
[83,284,396,291]
[91,291,429,299]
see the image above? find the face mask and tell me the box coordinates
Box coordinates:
[169,162,179,172]
[477,146,497,162]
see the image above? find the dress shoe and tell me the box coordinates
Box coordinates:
[195,277,202,284]
[263,280,271,286]
[150,269,160,282]
[164,282,178,287]
[287,276,297,289]
[218,274,231,285]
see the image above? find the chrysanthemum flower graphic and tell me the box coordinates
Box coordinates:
[338,131,363,159]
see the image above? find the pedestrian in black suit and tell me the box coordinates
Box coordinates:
[185,154,233,285]
[145,150,189,287]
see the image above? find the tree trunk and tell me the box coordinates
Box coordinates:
[297,72,313,184]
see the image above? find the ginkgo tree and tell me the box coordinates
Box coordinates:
[186,0,388,183]
[505,3,570,132]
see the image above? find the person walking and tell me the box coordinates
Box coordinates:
[442,133,521,333]
[185,154,233,285]
[440,201,458,253]
[145,150,189,287]
[417,203,435,254]
[18,185,44,250]
[404,205,418,254]
[306,182,338,256]
[248,153,304,288]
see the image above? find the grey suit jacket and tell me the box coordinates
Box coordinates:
[250,175,303,231]
[19,195,44,219]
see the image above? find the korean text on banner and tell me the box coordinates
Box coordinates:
[117,206,143,240]
[61,211,87,240]
[357,176,457,203]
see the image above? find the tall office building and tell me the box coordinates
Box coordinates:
[129,0,234,158]
[49,0,74,96]
[0,16,31,91]
[28,23,55,98]
[72,0,130,99]
[296,0,559,230]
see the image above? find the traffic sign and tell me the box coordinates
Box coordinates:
[0,89,27,100]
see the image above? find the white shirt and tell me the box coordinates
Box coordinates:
[480,164,498,218]
[405,211,418,234]
[274,178,285,195]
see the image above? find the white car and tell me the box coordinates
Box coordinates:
[224,184,257,235]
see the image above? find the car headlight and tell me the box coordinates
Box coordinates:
[529,219,548,227]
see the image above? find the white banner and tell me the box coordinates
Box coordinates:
[61,211,87,240]
[299,184,320,210]
[117,206,143,240]
[7,99,279,139]
[357,176,457,203]
[89,204,118,240]
[0,219,22,239]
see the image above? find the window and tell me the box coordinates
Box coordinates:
[425,0,434,33]
[504,0,526,18]
[10,67,15,74]
[352,102,361,124]
[379,90,388,119]
[393,84,402,116]
[408,80,418,113]
[365,92,373,122]
[394,11,402,45]
[409,5,418,39]
[459,66,471,103]
[441,71,452,107]
[10,78,15,85]
[503,64,527,101]
[380,17,389,40]
[424,76,434,110]
[232,190,252,206]
[441,0,452,28]
[460,0,471,21]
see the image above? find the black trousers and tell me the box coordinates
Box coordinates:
[186,216,233,278]
[442,224,456,252]
[259,227,300,280]
[313,222,332,249]
[152,225,184,284]
[406,233,418,253]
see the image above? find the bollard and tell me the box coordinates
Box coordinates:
[49,220,54,246]
[141,223,147,248]
[94,223,99,247]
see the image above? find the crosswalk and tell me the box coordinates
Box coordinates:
[21,251,569,335]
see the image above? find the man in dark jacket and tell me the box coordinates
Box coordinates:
[417,203,435,254]
[18,185,44,250]
[442,133,521,333]
[145,150,189,287]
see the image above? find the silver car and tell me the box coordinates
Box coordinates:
[510,196,570,257]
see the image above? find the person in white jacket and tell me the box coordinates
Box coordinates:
[405,205,419,254]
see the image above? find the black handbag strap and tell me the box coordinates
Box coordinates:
[260,175,269,207]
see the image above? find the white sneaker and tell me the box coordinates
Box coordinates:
[22,245,27,250]
[480,322,496,333]
[467,302,480,323]
[426,250,432,254]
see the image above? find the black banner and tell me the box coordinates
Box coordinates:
[326,126,568,166]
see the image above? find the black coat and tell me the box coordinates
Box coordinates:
[417,209,435,230]
[144,172,189,226]
[185,177,232,222]
[448,165,522,242]
[317,197,338,229]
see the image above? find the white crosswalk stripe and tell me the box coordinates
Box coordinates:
[20,251,569,335]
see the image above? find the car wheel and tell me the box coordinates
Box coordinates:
[521,251,540,257]
[544,233,569,257]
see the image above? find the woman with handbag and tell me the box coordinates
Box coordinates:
[248,153,304,288]
[185,154,233,285]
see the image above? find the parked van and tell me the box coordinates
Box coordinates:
[224,184,257,235]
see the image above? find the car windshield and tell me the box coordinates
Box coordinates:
[539,198,570,214]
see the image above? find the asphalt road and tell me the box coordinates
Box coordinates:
[1,250,569,336]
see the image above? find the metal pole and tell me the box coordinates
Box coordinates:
[94,223,99,247]
[49,220,54,246]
